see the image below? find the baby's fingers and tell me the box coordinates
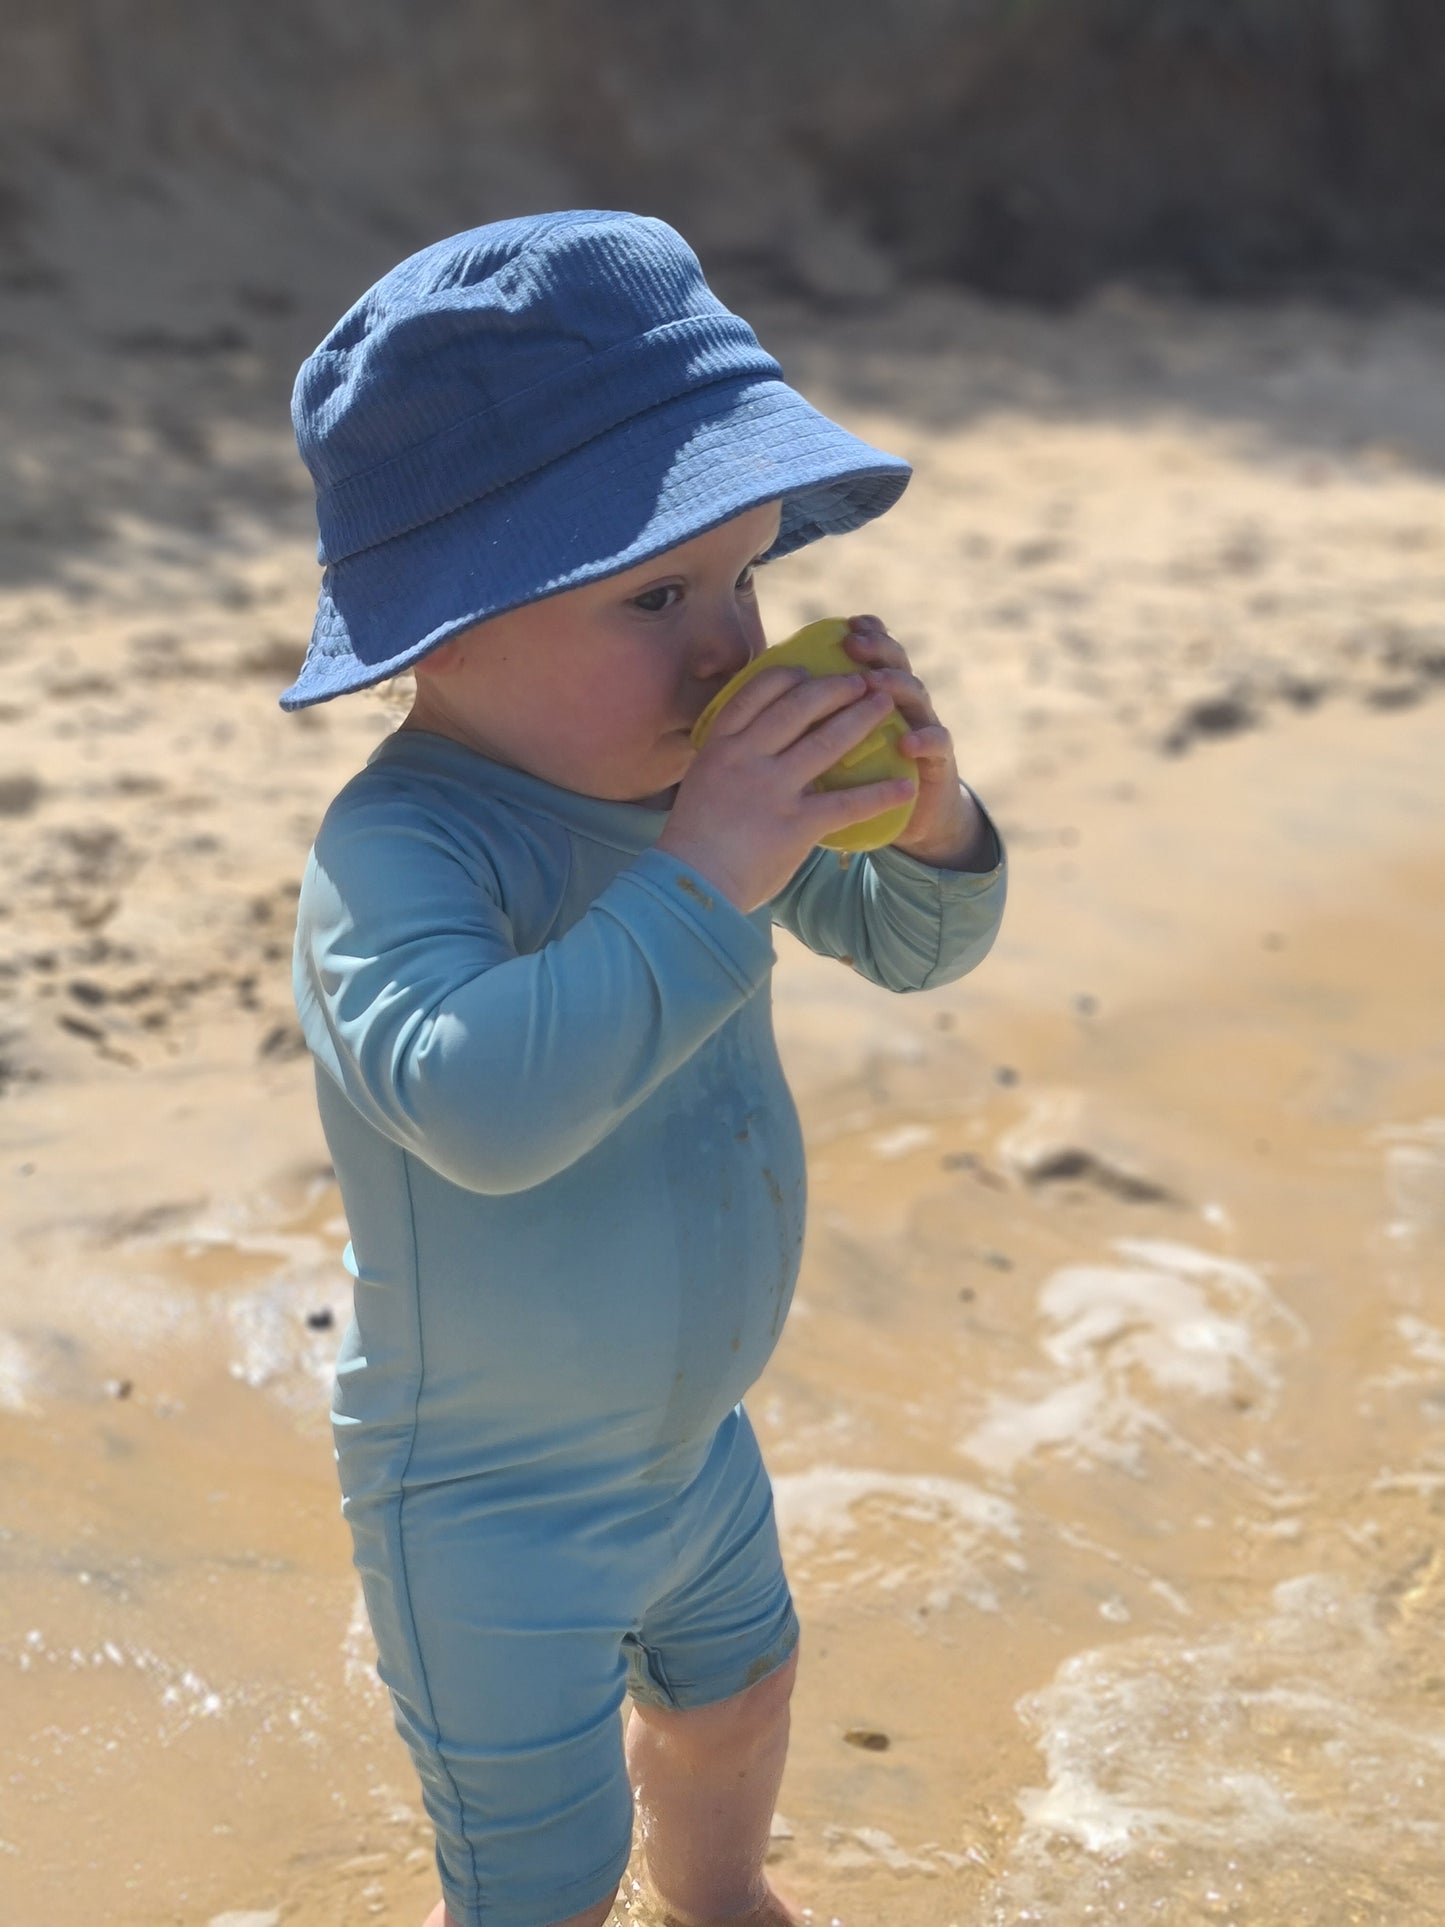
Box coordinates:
[896,720,956,770]
[716,671,881,762]
[699,663,808,740]
[858,663,937,731]
[842,615,912,674]
[805,773,918,841]
[779,685,895,783]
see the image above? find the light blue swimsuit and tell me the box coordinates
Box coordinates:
[295,728,1006,1926]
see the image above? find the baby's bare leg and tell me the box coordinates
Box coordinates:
[423,1892,616,1927]
[626,1647,805,1927]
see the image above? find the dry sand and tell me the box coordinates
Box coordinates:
[2,286,1444,1925]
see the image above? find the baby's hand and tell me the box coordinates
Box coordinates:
[841,615,997,871]
[656,665,916,912]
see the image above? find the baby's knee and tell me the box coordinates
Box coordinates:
[637,1645,799,1762]
[732,1645,799,1734]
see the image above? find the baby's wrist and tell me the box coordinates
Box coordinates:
[652,827,756,914]
[892,786,997,872]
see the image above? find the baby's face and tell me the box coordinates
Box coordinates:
[406,501,781,803]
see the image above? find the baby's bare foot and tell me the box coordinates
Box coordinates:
[658,1882,839,1927]
[751,1885,837,1927]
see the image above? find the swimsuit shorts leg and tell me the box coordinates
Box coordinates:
[343,1406,798,1927]
[623,1407,799,1713]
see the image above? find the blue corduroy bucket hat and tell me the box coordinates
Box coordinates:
[282,209,912,709]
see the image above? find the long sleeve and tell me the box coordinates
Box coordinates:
[295,797,774,1195]
[771,794,1007,992]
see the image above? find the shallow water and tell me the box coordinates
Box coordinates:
[2,700,1443,1924]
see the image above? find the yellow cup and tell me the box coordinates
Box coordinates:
[690,618,918,853]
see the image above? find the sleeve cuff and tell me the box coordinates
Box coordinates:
[614,848,777,994]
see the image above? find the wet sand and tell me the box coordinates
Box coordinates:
[2,290,1444,1924]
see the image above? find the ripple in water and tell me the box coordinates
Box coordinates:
[959,1238,1306,1480]
[981,1572,1445,1922]
[772,1466,1022,1615]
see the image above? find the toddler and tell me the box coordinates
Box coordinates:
[286,211,1006,1927]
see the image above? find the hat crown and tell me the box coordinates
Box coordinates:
[280,209,911,710]
[293,211,777,563]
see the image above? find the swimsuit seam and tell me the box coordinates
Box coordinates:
[559,832,576,933]
[633,1628,681,1709]
[390,1145,485,1924]
[925,867,946,989]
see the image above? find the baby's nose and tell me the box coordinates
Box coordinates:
[694,621,755,684]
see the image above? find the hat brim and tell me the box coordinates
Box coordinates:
[280,377,910,709]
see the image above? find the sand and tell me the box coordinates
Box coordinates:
[2,285,1444,1925]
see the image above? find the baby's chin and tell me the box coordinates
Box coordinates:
[622,736,693,807]
[582,766,684,810]
[540,735,690,805]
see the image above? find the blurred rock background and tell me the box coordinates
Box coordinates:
[6,0,1445,308]
[3,0,1444,590]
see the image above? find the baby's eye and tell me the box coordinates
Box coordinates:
[630,583,682,614]
[735,563,758,595]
